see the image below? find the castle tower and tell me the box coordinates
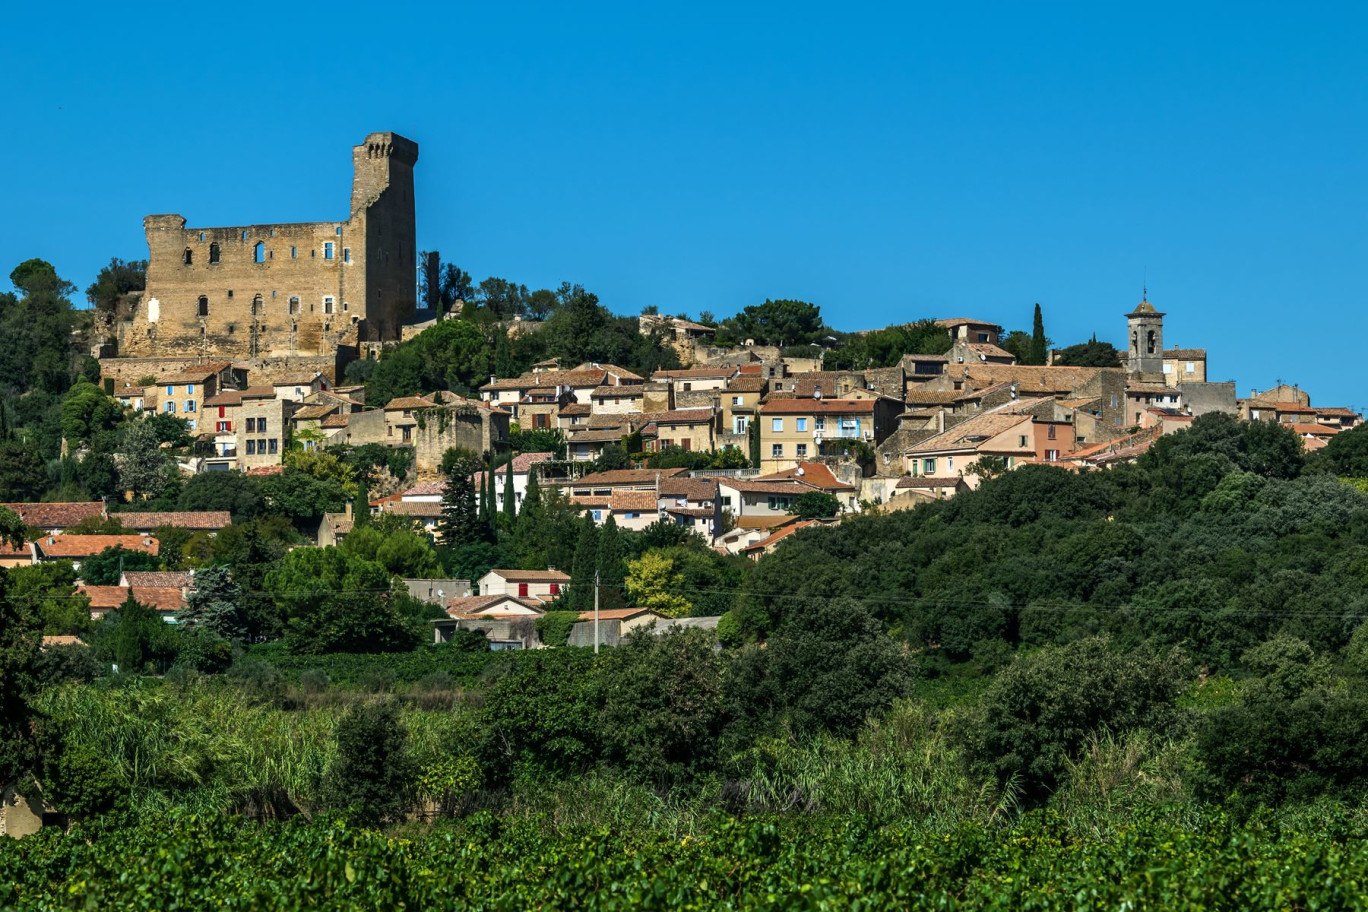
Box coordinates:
[1126,292,1165,379]
[347,132,419,342]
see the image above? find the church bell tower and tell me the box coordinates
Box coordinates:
[1126,291,1165,380]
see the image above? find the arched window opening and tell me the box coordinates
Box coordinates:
[208,243,220,265]
[1146,330,1156,354]
[251,294,262,315]
[288,296,299,315]
[183,248,193,265]
[197,296,209,317]
[254,242,264,264]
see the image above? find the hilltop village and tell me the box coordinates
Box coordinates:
[0,130,1350,669]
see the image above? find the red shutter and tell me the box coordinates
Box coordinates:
[518,583,528,598]
[550,583,560,595]
[218,406,225,418]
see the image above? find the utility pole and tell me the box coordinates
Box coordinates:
[593,569,600,654]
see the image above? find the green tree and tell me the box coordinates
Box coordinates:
[568,513,599,612]
[176,471,265,521]
[84,257,146,314]
[437,469,483,547]
[61,381,124,450]
[79,545,162,586]
[502,454,516,524]
[1054,334,1122,367]
[260,468,349,523]
[0,567,41,786]
[596,514,626,610]
[625,551,691,618]
[0,440,46,502]
[325,700,415,826]
[267,547,417,654]
[1027,303,1048,365]
[118,417,173,499]
[178,566,244,639]
[963,636,1190,801]
[722,299,825,346]
[10,563,89,636]
[788,491,840,519]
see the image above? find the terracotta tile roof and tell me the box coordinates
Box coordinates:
[758,398,880,415]
[442,595,544,617]
[659,477,719,501]
[642,408,715,425]
[0,502,104,529]
[481,370,607,391]
[1287,423,1339,437]
[571,491,661,512]
[570,468,687,487]
[383,395,437,411]
[246,465,285,476]
[511,452,554,472]
[567,428,630,444]
[488,569,571,583]
[1164,348,1207,359]
[652,367,738,380]
[591,385,643,398]
[1126,383,1173,394]
[725,376,768,393]
[559,403,592,416]
[577,608,662,621]
[905,409,1034,454]
[38,534,159,559]
[41,635,86,648]
[292,403,339,421]
[400,480,448,497]
[573,363,645,382]
[239,386,281,401]
[1315,407,1361,418]
[320,414,351,428]
[723,479,814,496]
[122,570,193,588]
[935,317,1001,329]
[757,462,855,491]
[80,585,184,613]
[116,511,232,531]
[742,520,820,553]
[954,381,1016,401]
[902,353,951,362]
[949,364,1109,396]
[896,476,965,488]
[158,369,216,384]
[904,390,960,405]
[384,501,444,518]
[963,343,1016,360]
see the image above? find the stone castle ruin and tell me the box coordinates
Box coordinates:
[111,132,418,373]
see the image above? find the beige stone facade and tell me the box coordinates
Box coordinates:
[118,132,418,365]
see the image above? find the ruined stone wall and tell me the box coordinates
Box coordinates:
[411,407,511,477]
[120,132,417,362]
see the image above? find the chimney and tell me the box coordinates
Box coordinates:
[345,502,353,521]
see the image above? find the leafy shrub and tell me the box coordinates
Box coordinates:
[324,699,414,825]
[534,610,581,648]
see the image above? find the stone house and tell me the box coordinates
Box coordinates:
[570,491,661,531]
[146,368,218,432]
[757,396,902,472]
[641,408,718,453]
[237,390,295,470]
[903,404,1076,490]
[479,568,570,602]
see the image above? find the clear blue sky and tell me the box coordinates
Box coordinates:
[4,1,1365,408]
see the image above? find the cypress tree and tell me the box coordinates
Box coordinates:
[596,514,625,610]
[353,476,371,528]
[484,462,497,535]
[437,472,480,547]
[1028,303,1048,366]
[512,471,544,568]
[568,512,599,612]
[502,453,516,523]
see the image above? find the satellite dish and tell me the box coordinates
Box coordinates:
[436,589,444,598]
[796,467,805,476]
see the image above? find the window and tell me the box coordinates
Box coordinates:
[259,418,268,433]
[771,443,783,458]
[324,242,334,260]
[187,420,196,431]
[796,443,808,457]
[183,248,193,265]
[796,418,807,432]
[1045,449,1059,462]
[977,332,990,342]
[165,385,174,395]
[323,296,334,314]
[1186,362,1196,373]
[1163,363,1174,374]
[624,512,638,519]
[767,496,793,511]
[923,458,935,474]
[246,440,256,455]
[948,457,954,470]
[268,438,278,454]
[518,583,529,598]
[164,401,175,414]
[290,246,297,258]
[592,510,603,521]
[732,396,743,406]
[288,296,299,315]
[733,416,748,434]
[771,418,783,432]
[186,400,196,413]
[343,247,351,264]
[216,421,230,432]
[549,583,560,596]
[1146,330,1156,354]
[208,243,220,264]
[254,242,264,263]
[335,227,343,236]
[683,382,692,392]
[197,296,209,317]
[814,417,825,432]
[241,230,249,240]
[199,232,205,241]
[402,426,411,442]
[252,294,262,315]
[1047,424,1056,440]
